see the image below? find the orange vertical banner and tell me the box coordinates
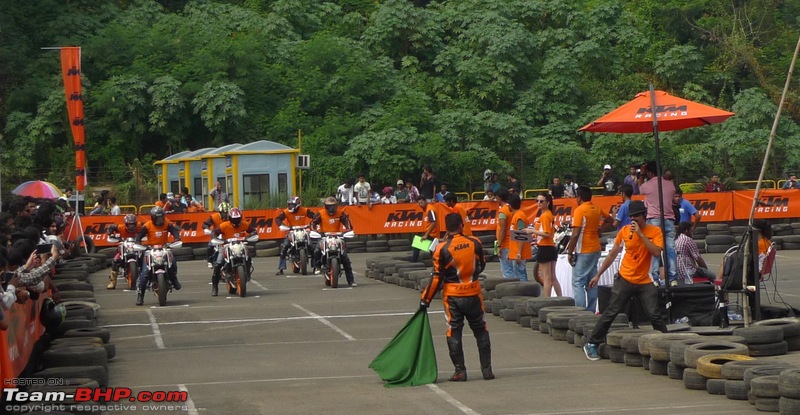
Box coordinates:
[60,46,86,191]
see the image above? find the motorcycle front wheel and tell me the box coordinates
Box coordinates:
[329,258,340,289]
[156,273,168,306]
[127,262,138,291]
[299,250,308,275]
[236,265,247,297]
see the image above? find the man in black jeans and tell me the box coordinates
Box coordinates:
[583,201,669,360]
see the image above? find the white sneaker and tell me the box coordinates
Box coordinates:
[314,269,321,275]
[207,262,213,269]
[349,283,357,287]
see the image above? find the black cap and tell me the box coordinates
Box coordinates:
[628,201,647,217]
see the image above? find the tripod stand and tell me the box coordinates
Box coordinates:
[66,190,89,255]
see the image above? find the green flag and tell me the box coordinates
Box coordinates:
[369,307,438,387]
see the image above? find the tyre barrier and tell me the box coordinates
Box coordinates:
[90,249,800,415]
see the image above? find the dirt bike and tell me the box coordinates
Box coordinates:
[309,230,354,288]
[143,241,182,306]
[211,234,258,297]
[107,236,146,290]
[280,225,311,275]
[553,222,572,255]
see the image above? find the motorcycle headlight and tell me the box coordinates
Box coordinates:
[326,238,340,252]
[293,230,306,241]
[151,250,167,266]
[230,243,245,256]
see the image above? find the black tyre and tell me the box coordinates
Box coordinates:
[750,375,781,398]
[300,250,308,275]
[649,359,668,376]
[157,273,167,306]
[330,258,340,288]
[42,344,107,369]
[684,341,749,369]
[683,368,707,390]
[779,369,800,399]
[32,366,108,387]
[706,378,726,395]
[779,397,800,414]
[127,262,138,291]
[236,265,247,297]
[63,327,111,343]
[748,340,789,357]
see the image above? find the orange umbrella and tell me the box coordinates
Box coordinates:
[579,89,734,133]
[578,85,734,303]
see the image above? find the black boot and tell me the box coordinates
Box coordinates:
[447,336,467,381]
[477,331,494,380]
[136,289,145,306]
[169,274,181,290]
[211,269,220,296]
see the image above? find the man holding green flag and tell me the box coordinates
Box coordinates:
[421,213,493,382]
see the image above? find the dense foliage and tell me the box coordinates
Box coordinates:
[2,0,800,202]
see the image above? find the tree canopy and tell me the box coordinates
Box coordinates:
[2,0,800,201]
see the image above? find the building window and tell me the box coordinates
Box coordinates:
[193,177,203,200]
[243,174,269,206]
[278,173,288,195]
[170,181,180,194]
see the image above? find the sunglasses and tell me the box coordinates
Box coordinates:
[536,199,547,203]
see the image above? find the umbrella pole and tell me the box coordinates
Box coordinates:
[649,84,672,324]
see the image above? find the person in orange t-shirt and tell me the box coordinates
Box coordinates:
[582,200,668,361]
[527,193,561,297]
[566,186,613,311]
[437,193,472,237]
[506,194,531,281]
[494,189,514,279]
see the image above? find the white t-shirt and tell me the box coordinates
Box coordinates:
[353,181,371,204]
[337,184,354,205]
[381,195,397,204]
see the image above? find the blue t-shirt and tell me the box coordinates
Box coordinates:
[677,198,697,223]
[615,200,631,230]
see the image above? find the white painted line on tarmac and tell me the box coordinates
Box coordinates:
[250,279,268,291]
[427,384,480,415]
[101,310,442,328]
[293,303,356,340]
[134,374,369,389]
[146,309,165,349]
[177,384,198,415]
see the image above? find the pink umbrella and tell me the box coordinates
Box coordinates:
[12,180,63,199]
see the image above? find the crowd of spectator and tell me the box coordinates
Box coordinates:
[0,197,67,330]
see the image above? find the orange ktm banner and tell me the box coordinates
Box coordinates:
[732,189,800,220]
[60,46,87,191]
[1,296,45,390]
[682,192,734,222]
[68,210,284,248]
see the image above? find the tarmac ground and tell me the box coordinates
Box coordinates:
[91,249,800,415]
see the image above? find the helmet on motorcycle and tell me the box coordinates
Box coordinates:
[287,196,301,213]
[123,214,137,232]
[150,206,165,227]
[217,202,231,220]
[229,207,242,226]
[324,197,337,216]
[40,298,66,333]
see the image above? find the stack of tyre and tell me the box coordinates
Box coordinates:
[778,223,800,251]
[705,223,736,254]
[29,253,115,414]
[363,256,433,292]
[693,225,708,253]
[481,278,541,326]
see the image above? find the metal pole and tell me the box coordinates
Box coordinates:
[741,34,800,325]
[648,84,672,321]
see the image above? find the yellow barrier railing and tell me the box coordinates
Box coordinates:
[471,191,485,201]
[523,188,548,199]
[736,180,776,190]
[139,204,156,214]
[454,192,471,201]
